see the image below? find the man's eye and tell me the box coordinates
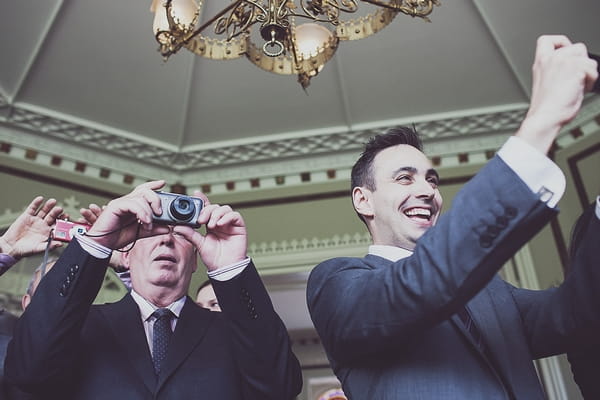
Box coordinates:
[427,177,439,187]
[395,175,412,182]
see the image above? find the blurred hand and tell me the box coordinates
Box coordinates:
[0,196,66,259]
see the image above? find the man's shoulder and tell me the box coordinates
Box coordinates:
[308,255,383,287]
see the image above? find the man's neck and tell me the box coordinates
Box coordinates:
[132,286,187,308]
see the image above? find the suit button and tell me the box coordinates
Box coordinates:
[496,216,509,228]
[480,234,493,248]
[486,225,500,237]
[240,288,250,301]
[504,207,517,218]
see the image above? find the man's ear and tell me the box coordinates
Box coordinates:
[121,250,132,269]
[352,186,374,218]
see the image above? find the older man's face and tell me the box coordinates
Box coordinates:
[125,228,197,295]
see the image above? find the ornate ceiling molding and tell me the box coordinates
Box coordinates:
[1,96,599,194]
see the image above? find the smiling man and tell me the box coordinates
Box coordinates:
[5,182,302,399]
[307,35,600,400]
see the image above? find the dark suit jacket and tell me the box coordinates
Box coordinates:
[307,157,600,399]
[565,210,600,400]
[5,240,302,399]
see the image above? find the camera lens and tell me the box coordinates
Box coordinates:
[170,196,195,222]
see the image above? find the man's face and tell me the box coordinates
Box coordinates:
[196,284,221,312]
[124,228,198,295]
[355,144,443,249]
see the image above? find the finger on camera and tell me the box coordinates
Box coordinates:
[45,203,64,220]
[173,225,202,246]
[191,190,210,207]
[197,204,221,225]
[132,187,163,217]
[206,205,234,229]
[214,211,244,229]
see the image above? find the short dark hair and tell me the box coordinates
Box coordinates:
[350,127,423,224]
[351,127,423,193]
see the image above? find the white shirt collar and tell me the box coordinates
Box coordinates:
[368,245,413,262]
[130,289,187,321]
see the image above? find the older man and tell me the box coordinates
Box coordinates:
[6,182,302,399]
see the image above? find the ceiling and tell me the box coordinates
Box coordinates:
[1,0,600,333]
[1,0,599,192]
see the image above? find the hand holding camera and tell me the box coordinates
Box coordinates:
[82,180,171,250]
[153,191,203,228]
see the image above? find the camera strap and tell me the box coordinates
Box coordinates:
[40,231,53,278]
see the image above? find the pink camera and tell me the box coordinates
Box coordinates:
[53,220,91,242]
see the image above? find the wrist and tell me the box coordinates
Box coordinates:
[515,115,561,155]
[0,236,18,259]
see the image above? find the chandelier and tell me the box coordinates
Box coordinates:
[151,0,440,88]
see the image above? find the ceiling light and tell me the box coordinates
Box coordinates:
[151,0,440,88]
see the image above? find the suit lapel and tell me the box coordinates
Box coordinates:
[100,295,157,394]
[461,278,519,398]
[157,297,215,390]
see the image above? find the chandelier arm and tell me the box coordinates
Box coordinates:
[276,0,290,20]
[186,0,245,43]
[296,0,320,20]
[323,0,358,13]
[243,0,269,19]
[286,11,341,23]
[360,0,436,16]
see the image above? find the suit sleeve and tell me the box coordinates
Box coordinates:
[510,213,600,359]
[307,156,556,364]
[210,262,303,400]
[5,239,108,390]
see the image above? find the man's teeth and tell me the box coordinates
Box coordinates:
[404,208,431,218]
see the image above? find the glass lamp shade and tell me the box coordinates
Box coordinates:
[294,23,334,59]
[151,0,197,34]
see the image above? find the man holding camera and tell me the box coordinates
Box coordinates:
[5,181,302,399]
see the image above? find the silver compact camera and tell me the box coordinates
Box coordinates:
[153,191,203,228]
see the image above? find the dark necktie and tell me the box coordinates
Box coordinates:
[152,308,174,375]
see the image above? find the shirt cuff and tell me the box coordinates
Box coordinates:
[596,196,600,220]
[75,233,112,259]
[208,258,251,281]
[497,136,565,208]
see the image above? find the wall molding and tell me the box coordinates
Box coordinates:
[1,97,599,196]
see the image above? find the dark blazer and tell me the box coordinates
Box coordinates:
[566,206,600,400]
[5,240,302,399]
[307,157,600,400]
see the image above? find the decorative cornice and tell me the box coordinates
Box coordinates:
[1,97,599,195]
